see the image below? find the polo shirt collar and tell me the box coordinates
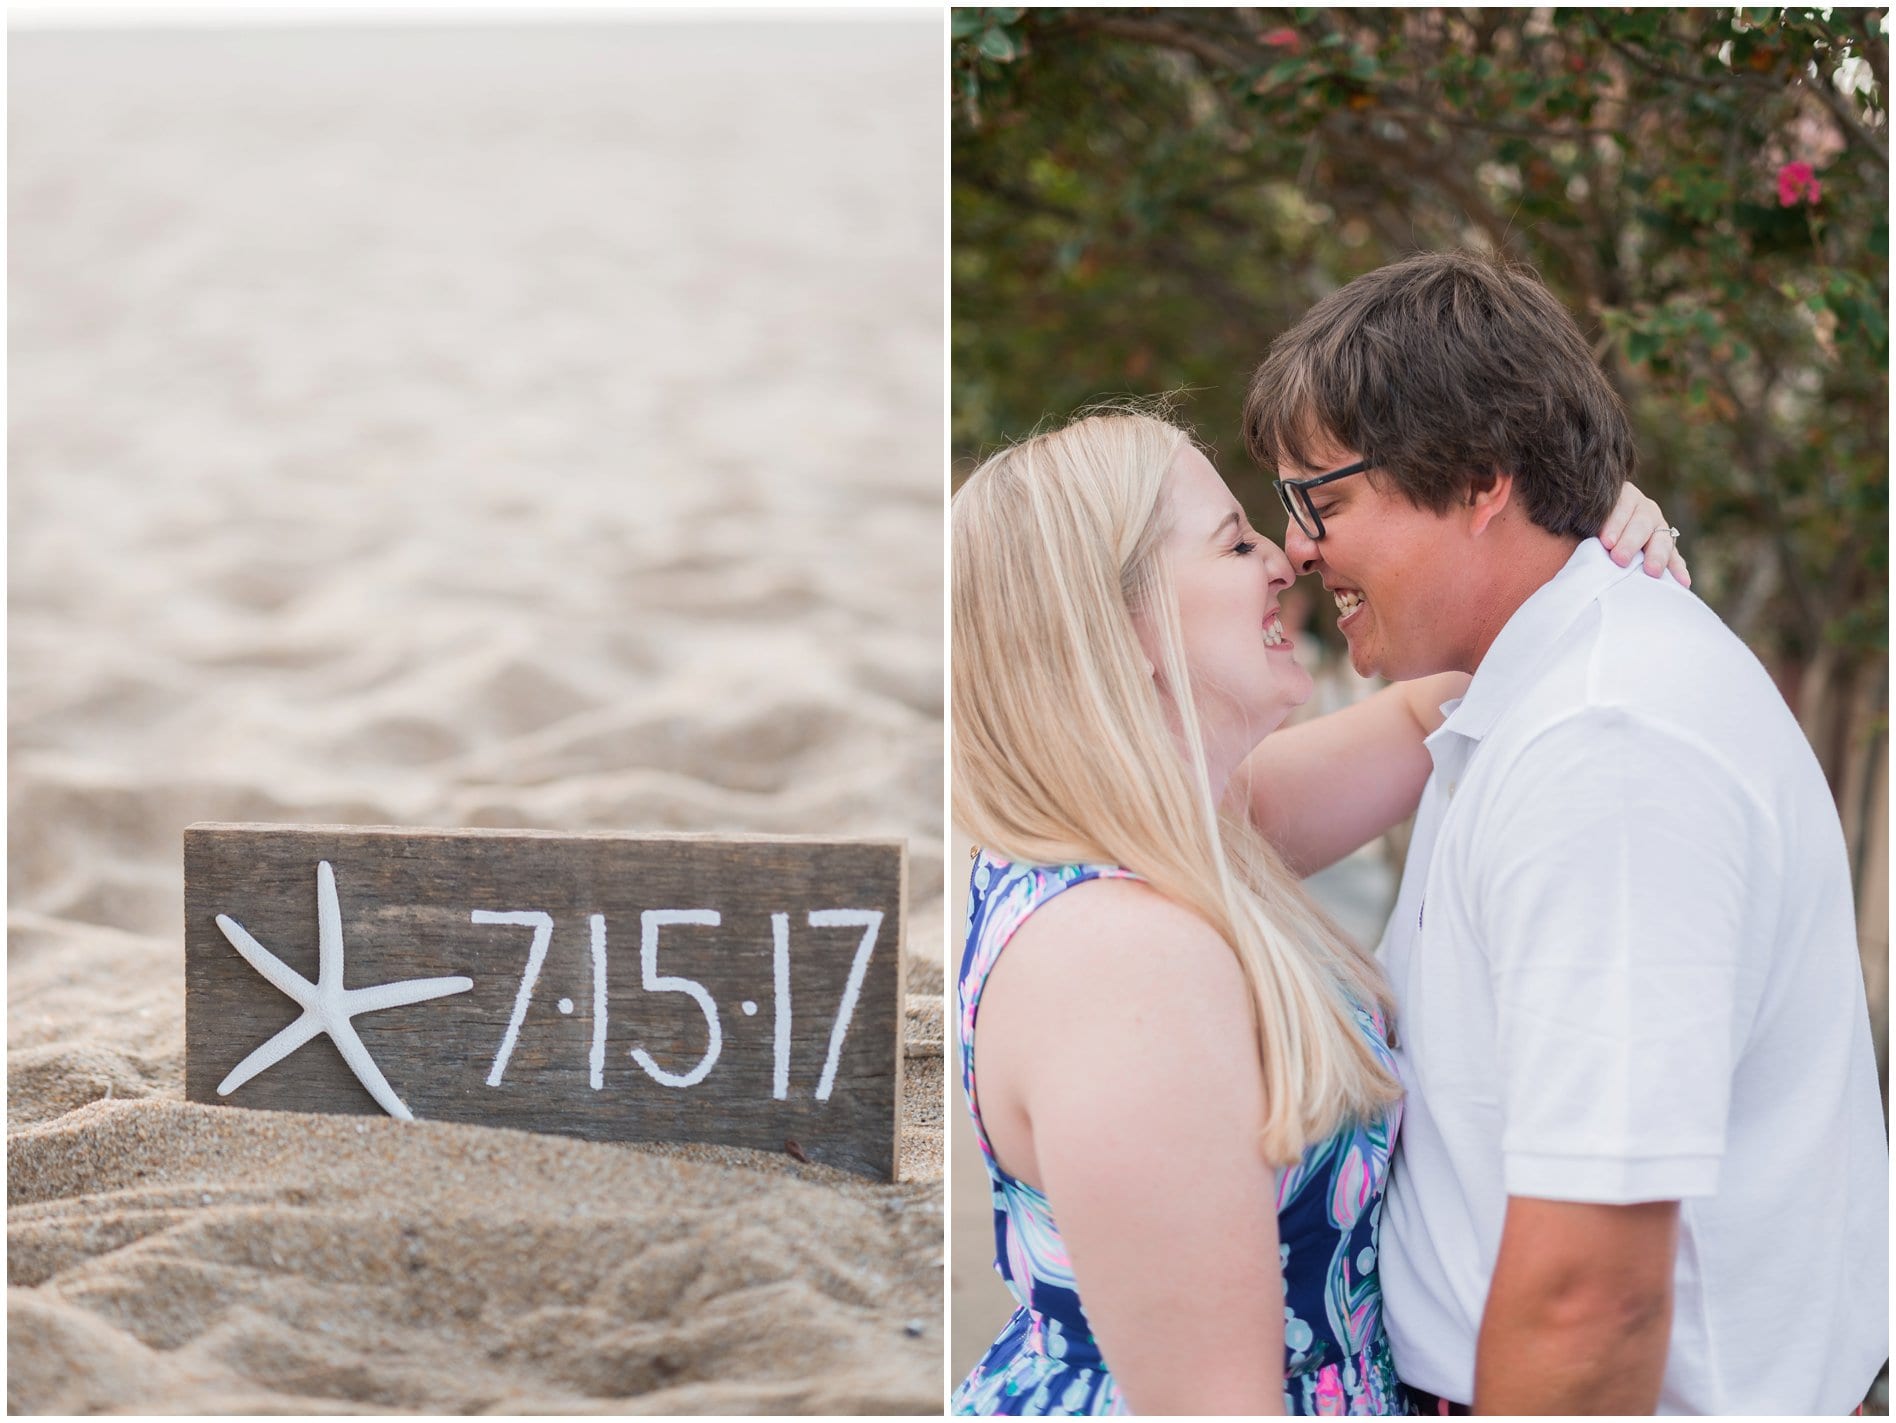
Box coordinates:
[1434,538,1639,746]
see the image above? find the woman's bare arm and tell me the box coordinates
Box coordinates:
[1238,672,1467,876]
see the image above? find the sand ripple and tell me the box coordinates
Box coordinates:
[11,19,943,1414]
[10,1104,942,1414]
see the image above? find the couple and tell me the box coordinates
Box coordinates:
[950,251,1888,1415]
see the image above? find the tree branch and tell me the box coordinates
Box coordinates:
[1703,361,1825,646]
[956,165,1085,225]
[1850,9,1888,104]
[1368,95,1624,142]
[1592,21,1743,94]
[1075,15,1250,74]
[1797,67,1889,168]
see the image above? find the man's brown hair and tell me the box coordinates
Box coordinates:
[1242,250,1635,537]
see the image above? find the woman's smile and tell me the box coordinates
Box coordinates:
[1262,606,1292,649]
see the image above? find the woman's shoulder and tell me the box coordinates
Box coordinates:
[983,865,1251,1031]
[986,874,1267,1177]
[964,853,1137,973]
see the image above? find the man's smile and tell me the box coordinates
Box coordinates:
[1331,586,1366,627]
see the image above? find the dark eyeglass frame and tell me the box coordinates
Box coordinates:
[1273,458,1370,542]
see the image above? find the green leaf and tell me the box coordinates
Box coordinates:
[951,8,1888,663]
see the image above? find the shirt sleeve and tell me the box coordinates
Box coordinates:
[1475,707,1771,1203]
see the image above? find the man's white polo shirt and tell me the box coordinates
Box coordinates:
[1378,538,1888,1414]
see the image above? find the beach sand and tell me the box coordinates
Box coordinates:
[10,19,944,1414]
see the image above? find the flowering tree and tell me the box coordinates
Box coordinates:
[954,7,1888,1067]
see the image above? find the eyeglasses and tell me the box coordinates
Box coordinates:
[1273,459,1370,542]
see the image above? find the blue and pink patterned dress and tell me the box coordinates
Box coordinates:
[953,852,1407,1417]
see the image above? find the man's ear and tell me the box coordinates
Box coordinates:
[1468,470,1514,536]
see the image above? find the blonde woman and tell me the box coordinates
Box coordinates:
[950,410,1683,1416]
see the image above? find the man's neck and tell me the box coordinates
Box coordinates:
[1461,531,1584,673]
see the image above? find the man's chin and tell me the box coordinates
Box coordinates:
[1345,638,1382,681]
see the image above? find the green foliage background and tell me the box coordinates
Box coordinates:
[953,7,1887,695]
[952,5,1890,1133]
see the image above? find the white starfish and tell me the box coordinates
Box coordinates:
[214,860,473,1121]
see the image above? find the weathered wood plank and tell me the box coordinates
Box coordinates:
[184,823,906,1178]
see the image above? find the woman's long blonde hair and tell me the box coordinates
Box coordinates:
[952,408,1400,1165]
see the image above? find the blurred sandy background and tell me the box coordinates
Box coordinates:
[10,16,945,1414]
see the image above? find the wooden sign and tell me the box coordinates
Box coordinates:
[184,823,906,1178]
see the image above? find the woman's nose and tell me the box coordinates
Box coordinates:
[1264,538,1298,591]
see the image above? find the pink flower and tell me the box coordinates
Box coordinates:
[1261,27,1302,51]
[1313,1365,1347,1416]
[1778,161,1822,208]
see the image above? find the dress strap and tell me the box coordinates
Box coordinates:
[959,855,1138,1028]
[957,854,1139,1169]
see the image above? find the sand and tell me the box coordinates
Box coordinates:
[9,19,944,1414]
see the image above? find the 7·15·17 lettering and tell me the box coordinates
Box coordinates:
[471,907,883,1099]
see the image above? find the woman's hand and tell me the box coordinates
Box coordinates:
[1598,482,1690,587]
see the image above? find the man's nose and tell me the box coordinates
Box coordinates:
[1283,520,1323,577]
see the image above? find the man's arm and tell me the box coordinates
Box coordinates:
[1471,714,1755,1412]
[1475,1196,1679,1414]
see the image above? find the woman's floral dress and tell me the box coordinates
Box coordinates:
[952,852,1408,1417]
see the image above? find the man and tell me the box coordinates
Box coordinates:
[1242,250,1888,1414]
